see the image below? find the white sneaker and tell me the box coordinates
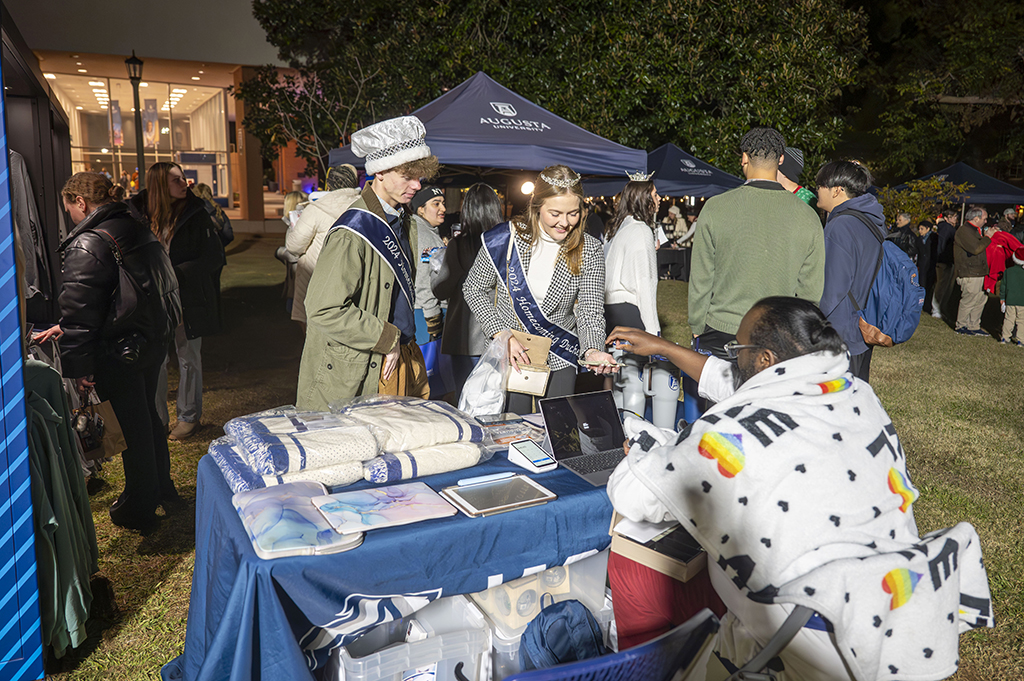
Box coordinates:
[930,311,942,319]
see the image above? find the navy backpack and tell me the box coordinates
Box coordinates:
[520,599,609,671]
[834,209,924,347]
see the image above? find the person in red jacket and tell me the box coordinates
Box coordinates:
[983,225,1022,294]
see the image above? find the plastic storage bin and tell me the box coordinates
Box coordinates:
[470,550,610,641]
[489,594,615,681]
[325,595,490,681]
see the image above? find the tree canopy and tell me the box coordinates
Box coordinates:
[241,0,868,183]
[867,0,1024,176]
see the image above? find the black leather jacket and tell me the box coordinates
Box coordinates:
[57,202,182,378]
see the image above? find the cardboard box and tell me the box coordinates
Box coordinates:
[608,511,707,583]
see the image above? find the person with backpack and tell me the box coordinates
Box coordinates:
[816,160,886,382]
[36,172,182,530]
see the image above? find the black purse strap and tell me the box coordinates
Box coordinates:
[832,209,884,313]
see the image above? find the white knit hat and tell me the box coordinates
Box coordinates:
[351,116,431,176]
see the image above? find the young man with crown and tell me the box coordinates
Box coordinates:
[296,116,440,410]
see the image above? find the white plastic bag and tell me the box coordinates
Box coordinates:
[458,330,512,417]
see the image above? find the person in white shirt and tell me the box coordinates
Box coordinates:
[603,180,662,414]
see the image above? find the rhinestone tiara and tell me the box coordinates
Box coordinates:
[540,170,581,189]
[625,170,655,182]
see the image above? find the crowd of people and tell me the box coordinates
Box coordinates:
[30,111,997,677]
[34,163,228,530]
[885,205,1024,344]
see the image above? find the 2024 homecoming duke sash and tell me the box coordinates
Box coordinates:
[331,208,415,307]
[483,222,581,366]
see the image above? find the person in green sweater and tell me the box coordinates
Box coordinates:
[999,247,1024,345]
[688,127,825,358]
[777,146,817,208]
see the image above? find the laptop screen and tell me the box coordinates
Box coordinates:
[539,391,626,461]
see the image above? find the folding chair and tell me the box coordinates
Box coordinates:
[503,608,720,681]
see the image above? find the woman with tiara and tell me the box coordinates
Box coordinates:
[463,165,618,414]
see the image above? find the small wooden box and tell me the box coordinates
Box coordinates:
[608,511,707,583]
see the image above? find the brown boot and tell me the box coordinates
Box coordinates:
[168,420,199,441]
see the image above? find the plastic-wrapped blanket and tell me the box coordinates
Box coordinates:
[223,410,379,475]
[208,437,364,494]
[332,396,485,452]
[363,443,489,483]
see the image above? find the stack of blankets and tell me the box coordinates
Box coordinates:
[210,397,490,494]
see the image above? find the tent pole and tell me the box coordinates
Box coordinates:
[961,203,966,224]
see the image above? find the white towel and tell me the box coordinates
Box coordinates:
[224,409,380,475]
[363,443,486,483]
[333,396,485,452]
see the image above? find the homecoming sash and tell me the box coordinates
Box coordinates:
[332,207,415,307]
[483,223,581,366]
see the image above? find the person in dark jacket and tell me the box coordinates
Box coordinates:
[129,163,223,441]
[916,220,938,314]
[953,207,992,336]
[931,210,959,320]
[430,183,503,402]
[816,160,885,382]
[887,211,919,262]
[34,172,182,530]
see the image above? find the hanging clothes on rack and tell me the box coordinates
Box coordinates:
[10,150,52,302]
[24,359,99,658]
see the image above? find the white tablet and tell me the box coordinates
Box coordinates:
[440,475,556,517]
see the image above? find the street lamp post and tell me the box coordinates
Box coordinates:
[124,51,145,191]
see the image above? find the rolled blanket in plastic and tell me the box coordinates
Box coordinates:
[224,410,380,475]
[332,396,485,452]
[363,442,489,483]
[209,436,365,494]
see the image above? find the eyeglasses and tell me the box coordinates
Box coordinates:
[723,340,764,360]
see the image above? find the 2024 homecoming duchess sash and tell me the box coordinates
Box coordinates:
[483,222,581,366]
[331,208,415,307]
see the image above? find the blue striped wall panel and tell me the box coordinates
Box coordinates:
[0,58,45,681]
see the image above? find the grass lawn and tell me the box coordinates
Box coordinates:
[46,238,1022,679]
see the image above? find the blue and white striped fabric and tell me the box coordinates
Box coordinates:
[332,396,485,452]
[208,437,365,494]
[223,410,379,476]
[363,442,489,483]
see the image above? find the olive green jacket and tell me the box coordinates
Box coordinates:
[296,184,418,410]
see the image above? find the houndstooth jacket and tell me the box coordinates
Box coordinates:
[463,223,607,371]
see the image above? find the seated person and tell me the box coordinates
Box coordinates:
[605,297,922,680]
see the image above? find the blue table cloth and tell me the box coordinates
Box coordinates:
[162,451,613,681]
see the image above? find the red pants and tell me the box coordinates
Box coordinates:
[608,550,727,651]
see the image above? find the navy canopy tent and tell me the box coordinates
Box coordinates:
[328,72,646,176]
[583,144,742,198]
[907,162,1024,205]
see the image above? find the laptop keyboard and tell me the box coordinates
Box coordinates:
[564,449,625,475]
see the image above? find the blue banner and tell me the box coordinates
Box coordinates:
[110,101,123,147]
[142,99,158,149]
[483,223,581,365]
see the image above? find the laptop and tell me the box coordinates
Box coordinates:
[538,390,627,486]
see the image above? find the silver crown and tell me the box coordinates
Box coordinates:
[625,170,655,182]
[540,171,581,189]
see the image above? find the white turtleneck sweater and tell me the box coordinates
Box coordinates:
[527,230,562,304]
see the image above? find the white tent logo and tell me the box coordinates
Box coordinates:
[491,102,517,116]
[681,160,696,169]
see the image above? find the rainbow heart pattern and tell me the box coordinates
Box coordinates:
[888,468,918,513]
[882,568,922,609]
[816,377,852,394]
[698,432,745,478]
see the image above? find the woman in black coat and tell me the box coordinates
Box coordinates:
[129,163,223,441]
[36,172,182,530]
[430,183,504,402]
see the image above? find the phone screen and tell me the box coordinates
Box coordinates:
[512,439,554,465]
